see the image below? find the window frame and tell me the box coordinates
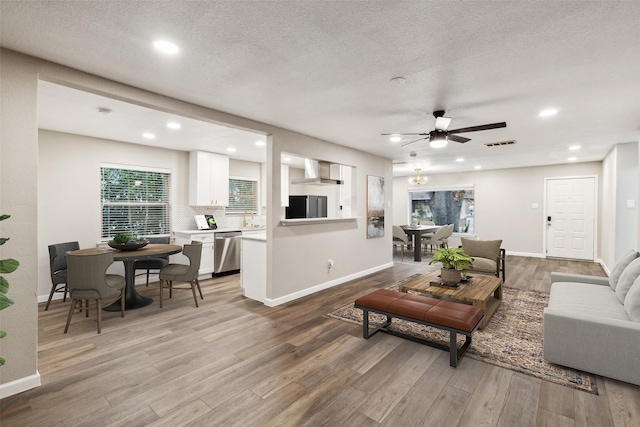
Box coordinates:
[227,176,259,214]
[100,163,172,239]
[407,184,475,235]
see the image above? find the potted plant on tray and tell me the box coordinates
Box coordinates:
[430,247,473,284]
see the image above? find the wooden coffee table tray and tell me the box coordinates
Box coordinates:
[398,270,503,329]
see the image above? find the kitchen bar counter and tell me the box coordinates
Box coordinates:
[241,233,266,303]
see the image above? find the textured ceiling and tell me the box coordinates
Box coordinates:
[1,1,639,176]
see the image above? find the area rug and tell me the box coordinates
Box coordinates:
[326,274,598,394]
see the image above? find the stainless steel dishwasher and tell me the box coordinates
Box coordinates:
[214,231,242,274]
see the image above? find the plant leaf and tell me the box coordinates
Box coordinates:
[0,331,6,338]
[0,294,15,310]
[0,276,8,294]
[0,237,8,246]
[0,259,19,274]
[0,214,9,221]
[0,357,5,366]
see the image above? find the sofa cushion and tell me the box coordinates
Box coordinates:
[549,282,629,321]
[461,238,502,261]
[609,250,639,290]
[624,276,640,322]
[616,257,640,303]
[469,257,497,273]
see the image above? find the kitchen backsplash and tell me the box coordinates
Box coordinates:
[173,205,265,231]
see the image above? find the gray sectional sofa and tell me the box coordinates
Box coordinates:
[543,250,640,386]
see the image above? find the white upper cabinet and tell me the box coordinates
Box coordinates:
[189,151,229,206]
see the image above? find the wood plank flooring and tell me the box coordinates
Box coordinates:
[2,256,639,426]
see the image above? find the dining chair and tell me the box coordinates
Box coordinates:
[439,224,455,249]
[46,241,80,311]
[64,251,125,334]
[392,225,411,261]
[133,235,171,286]
[423,226,450,254]
[158,241,203,308]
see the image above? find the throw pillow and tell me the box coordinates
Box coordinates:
[615,257,640,303]
[609,250,639,290]
[624,275,640,322]
[461,238,502,261]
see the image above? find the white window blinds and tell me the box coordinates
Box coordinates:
[101,166,171,238]
[228,178,258,213]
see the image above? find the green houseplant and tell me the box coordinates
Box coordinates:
[0,214,20,366]
[430,247,472,283]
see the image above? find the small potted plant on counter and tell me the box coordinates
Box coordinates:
[430,247,473,284]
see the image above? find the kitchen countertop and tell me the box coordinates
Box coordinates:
[241,232,266,242]
[175,227,265,235]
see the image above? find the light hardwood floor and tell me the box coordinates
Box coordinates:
[2,256,639,426]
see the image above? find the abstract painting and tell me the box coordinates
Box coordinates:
[367,175,384,238]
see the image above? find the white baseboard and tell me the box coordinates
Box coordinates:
[596,258,610,275]
[264,262,394,307]
[0,371,41,399]
[507,251,546,258]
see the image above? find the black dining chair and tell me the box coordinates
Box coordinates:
[133,236,171,286]
[46,241,80,311]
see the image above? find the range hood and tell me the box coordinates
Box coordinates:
[291,159,343,185]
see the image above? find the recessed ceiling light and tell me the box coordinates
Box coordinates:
[456,158,464,162]
[142,132,155,139]
[539,108,558,117]
[255,140,265,146]
[569,145,581,150]
[568,157,577,162]
[166,122,181,130]
[474,165,482,170]
[227,147,236,153]
[389,135,402,143]
[153,40,180,55]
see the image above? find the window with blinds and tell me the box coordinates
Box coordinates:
[101,166,171,238]
[228,178,258,213]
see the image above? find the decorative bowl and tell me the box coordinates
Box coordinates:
[107,240,148,251]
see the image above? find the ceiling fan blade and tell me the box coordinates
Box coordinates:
[401,136,429,147]
[448,122,507,134]
[381,133,428,136]
[448,134,471,143]
[434,116,451,131]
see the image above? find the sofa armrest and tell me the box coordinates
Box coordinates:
[550,272,609,286]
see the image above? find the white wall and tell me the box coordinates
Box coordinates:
[601,147,617,270]
[614,142,638,260]
[393,162,602,256]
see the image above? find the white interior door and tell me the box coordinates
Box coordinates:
[545,177,596,260]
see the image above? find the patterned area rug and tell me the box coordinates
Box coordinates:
[326,274,598,394]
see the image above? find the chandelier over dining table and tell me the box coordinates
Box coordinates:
[408,168,428,185]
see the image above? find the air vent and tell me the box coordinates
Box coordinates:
[485,140,516,147]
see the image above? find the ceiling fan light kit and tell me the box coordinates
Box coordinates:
[429,131,448,148]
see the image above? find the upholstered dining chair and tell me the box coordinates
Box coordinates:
[158,241,203,308]
[64,251,125,334]
[392,225,411,261]
[133,236,171,286]
[46,241,80,311]
[423,226,450,254]
[438,224,455,249]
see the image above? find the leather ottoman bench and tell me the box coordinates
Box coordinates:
[354,289,484,367]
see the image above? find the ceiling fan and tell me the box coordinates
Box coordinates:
[383,110,506,148]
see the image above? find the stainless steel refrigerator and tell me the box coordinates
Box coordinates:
[285,195,328,219]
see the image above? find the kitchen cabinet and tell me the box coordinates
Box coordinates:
[189,150,229,206]
[174,230,215,278]
[241,233,266,303]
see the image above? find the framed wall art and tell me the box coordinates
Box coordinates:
[367,175,384,238]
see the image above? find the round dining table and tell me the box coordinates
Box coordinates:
[400,225,441,262]
[68,244,182,311]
